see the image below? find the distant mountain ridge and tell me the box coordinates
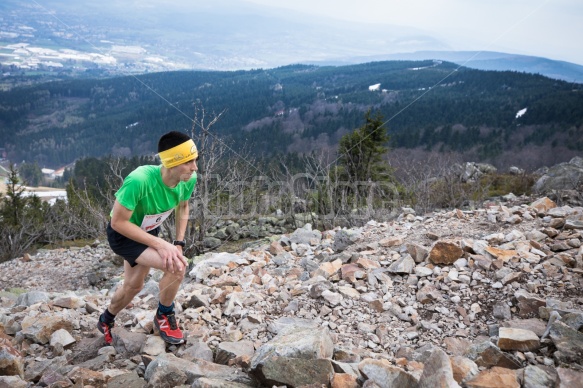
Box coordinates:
[1,60,582,170]
[1,0,581,85]
[308,51,583,84]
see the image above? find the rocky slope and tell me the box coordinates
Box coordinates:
[1,196,582,387]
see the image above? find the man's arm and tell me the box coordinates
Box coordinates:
[110,199,186,272]
[174,200,189,243]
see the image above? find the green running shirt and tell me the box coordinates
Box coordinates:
[113,165,197,231]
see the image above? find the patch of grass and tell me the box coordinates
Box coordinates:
[7,287,26,295]
[480,173,537,197]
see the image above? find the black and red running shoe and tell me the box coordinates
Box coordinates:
[97,315,114,345]
[153,312,184,344]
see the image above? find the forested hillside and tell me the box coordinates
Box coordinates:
[1,60,582,169]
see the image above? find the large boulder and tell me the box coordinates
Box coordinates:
[534,157,583,193]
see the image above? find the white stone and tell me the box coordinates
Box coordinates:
[50,328,75,347]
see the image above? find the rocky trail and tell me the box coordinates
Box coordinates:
[1,195,583,387]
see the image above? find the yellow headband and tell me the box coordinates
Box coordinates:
[158,139,198,168]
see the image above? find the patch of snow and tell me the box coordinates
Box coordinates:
[516,108,527,118]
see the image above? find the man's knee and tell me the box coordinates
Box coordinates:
[163,267,186,280]
[122,281,144,295]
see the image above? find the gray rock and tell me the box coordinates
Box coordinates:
[250,326,334,371]
[145,353,252,385]
[49,328,76,348]
[24,355,68,382]
[106,370,147,388]
[493,302,512,320]
[137,279,160,298]
[534,157,583,193]
[266,317,319,335]
[549,321,583,364]
[289,224,321,245]
[523,365,557,388]
[16,291,49,307]
[203,237,222,249]
[561,312,583,331]
[111,327,147,358]
[215,340,255,365]
[406,243,429,263]
[465,341,522,369]
[388,254,415,274]
[252,357,334,388]
[177,341,214,363]
[358,359,419,388]
[565,218,583,230]
[418,348,461,388]
[333,229,362,252]
[141,335,166,356]
[191,377,257,387]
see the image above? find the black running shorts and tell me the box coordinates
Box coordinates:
[106,222,159,267]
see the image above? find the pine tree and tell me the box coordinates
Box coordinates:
[337,110,391,182]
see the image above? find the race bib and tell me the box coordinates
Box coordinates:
[140,209,174,231]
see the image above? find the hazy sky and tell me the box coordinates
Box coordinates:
[244,0,583,65]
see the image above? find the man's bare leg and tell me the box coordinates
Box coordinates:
[132,247,186,344]
[134,247,186,305]
[108,260,151,314]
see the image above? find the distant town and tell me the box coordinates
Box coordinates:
[0,3,194,82]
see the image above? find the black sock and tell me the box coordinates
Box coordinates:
[101,308,116,324]
[157,302,174,316]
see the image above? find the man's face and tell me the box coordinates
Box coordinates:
[175,158,198,181]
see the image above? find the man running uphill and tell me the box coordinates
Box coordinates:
[98,131,198,345]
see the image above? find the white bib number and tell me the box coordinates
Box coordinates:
[140,209,174,232]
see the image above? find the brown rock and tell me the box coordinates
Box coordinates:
[380,236,404,247]
[358,359,418,387]
[443,337,472,356]
[556,367,583,388]
[331,373,359,388]
[0,376,27,388]
[485,247,517,262]
[20,315,73,344]
[497,328,540,352]
[429,241,463,265]
[341,264,364,283]
[416,284,442,304]
[514,290,546,318]
[500,319,547,337]
[549,218,566,229]
[531,197,557,214]
[465,341,522,369]
[269,241,285,255]
[465,367,520,388]
[314,260,342,279]
[450,356,478,384]
[0,338,24,378]
[67,367,107,387]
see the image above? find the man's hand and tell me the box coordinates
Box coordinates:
[156,240,188,273]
